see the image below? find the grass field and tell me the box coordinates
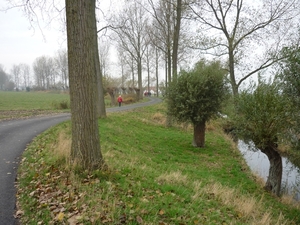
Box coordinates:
[0,91,70,110]
[15,101,300,224]
[0,91,70,120]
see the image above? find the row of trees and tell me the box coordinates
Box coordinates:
[6,0,300,198]
[0,50,68,91]
[33,50,68,90]
[100,0,299,100]
[0,65,15,91]
[5,0,299,97]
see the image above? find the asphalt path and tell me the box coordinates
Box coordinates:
[0,97,162,225]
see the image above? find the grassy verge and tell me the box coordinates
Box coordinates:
[16,102,300,224]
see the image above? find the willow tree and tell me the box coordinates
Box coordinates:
[167,59,227,147]
[234,82,293,196]
[66,0,104,170]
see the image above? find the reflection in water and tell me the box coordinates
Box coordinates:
[238,140,300,199]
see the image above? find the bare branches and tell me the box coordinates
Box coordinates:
[4,0,65,41]
[189,0,300,95]
[97,24,124,34]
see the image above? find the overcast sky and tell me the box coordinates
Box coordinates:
[0,0,122,76]
[0,2,67,73]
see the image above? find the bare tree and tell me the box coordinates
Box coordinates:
[116,44,137,89]
[112,0,150,100]
[11,65,21,90]
[148,0,172,86]
[19,63,31,90]
[172,0,183,81]
[98,40,111,77]
[154,46,161,96]
[54,49,68,89]
[148,0,187,85]
[32,56,46,89]
[0,65,9,90]
[66,0,104,170]
[143,39,154,94]
[117,48,128,89]
[189,0,299,96]
[33,56,56,89]
[94,24,107,118]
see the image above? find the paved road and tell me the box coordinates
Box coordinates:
[0,97,162,225]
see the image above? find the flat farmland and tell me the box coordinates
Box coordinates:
[0,91,70,120]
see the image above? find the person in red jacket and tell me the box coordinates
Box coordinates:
[117,95,123,107]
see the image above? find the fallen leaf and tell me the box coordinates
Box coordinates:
[67,215,78,225]
[56,212,64,221]
[158,209,165,215]
[14,210,24,218]
[136,215,143,224]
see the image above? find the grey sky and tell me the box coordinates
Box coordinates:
[0,2,66,73]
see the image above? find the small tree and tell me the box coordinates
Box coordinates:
[234,82,293,196]
[167,59,227,147]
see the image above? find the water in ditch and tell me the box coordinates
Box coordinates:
[238,140,300,200]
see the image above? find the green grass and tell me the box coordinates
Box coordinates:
[0,91,70,110]
[16,102,300,224]
[0,91,70,120]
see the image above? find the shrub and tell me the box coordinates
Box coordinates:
[123,97,135,104]
[51,100,70,110]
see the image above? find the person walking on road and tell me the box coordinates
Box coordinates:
[117,95,123,107]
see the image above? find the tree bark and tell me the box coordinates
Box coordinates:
[172,0,182,82]
[66,0,104,170]
[228,44,239,97]
[193,121,206,147]
[261,145,282,197]
[107,87,116,106]
[137,56,143,100]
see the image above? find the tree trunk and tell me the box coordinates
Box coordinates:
[137,57,143,100]
[193,121,206,147]
[155,47,159,97]
[66,0,104,170]
[261,145,282,196]
[96,68,107,118]
[166,0,172,85]
[172,0,182,82]
[228,44,239,97]
[107,87,116,106]
[93,12,106,118]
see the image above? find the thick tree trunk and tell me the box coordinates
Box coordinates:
[66,0,104,170]
[261,146,282,196]
[193,121,206,147]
